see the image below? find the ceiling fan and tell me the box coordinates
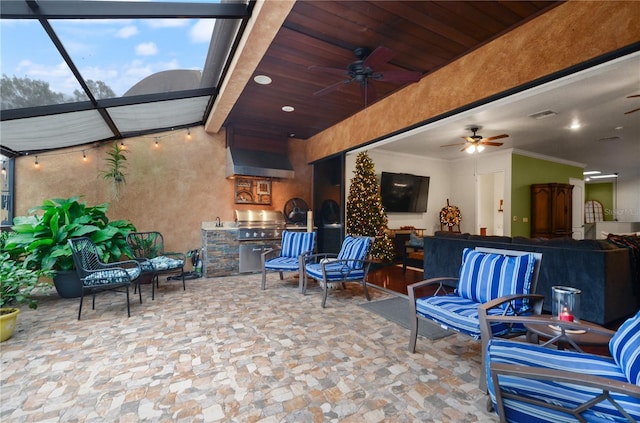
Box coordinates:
[441,127,509,153]
[624,94,640,115]
[309,46,422,105]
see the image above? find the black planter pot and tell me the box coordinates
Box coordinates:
[53,270,83,298]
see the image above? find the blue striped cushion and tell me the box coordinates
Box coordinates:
[609,310,640,385]
[416,295,512,339]
[305,262,365,282]
[336,236,371,269]
[264,256,300,272]
[280,231,316,258]
[487,338,640,422]
[456,248,535,311]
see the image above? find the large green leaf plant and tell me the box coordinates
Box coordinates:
[3,196,137,271]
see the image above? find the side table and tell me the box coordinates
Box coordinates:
[523,315,614,353]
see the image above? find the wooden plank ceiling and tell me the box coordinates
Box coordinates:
[224,1,561,140]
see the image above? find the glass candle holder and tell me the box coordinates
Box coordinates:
[552,286,581,322]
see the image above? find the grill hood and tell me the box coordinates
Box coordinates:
[226,147,295,179]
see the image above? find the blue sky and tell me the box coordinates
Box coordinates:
[1,15,215,98]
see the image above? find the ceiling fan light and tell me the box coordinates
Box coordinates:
[477,145,485,152]
[466,145,476,154]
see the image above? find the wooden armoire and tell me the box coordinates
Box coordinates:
[530,183,574,238]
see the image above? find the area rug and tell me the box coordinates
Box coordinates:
[359,296,454,340]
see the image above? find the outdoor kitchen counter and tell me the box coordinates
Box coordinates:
[201,223,240,277]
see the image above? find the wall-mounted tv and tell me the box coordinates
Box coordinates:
[379,172,430,213]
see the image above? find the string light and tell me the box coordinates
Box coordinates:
[34,156,39,168]
[186,128,192,140]
[82,150,87,161]
[154,138,159,148]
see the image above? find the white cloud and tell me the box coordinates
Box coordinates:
[116,25,139,39]
[136,42,158,56]
[145,18,189,29]
[190,19,215,43]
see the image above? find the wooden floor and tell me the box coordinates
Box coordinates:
[367,263,425,296]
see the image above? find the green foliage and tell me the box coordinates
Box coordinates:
[3,196,136,271]
[73,80,116,101]
[1,253,53,309]
[346,152,395,263]
[102,143,128,199]
[1,74,65,109]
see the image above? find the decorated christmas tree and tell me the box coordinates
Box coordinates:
[346,152,395,263]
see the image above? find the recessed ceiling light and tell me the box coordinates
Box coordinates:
[282,105,295,112]
[569,121,581,130]
[253,75,272,85]
[528,110,558,120]
[614,126,623,130]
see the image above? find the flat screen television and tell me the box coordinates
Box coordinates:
[379,172,430,213]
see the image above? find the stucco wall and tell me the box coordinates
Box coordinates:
[305,1,640,163]
[13,126,312,254]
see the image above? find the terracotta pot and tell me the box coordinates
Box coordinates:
[0,308,20,342]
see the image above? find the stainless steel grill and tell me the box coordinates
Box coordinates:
[235,210,286,241]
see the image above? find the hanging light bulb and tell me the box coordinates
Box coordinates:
[465,144,476,154]
[155,138,159,148]
[186,128,192,140]
[120,140,126,149]
[34,156,39,168]
[477,144,485,152]
[82,150,87,161]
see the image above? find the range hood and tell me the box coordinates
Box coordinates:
[226,147,295,179]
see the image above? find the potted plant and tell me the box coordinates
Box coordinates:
[0,252,53,341]
[101,142,128,199]
[3,196,136,298]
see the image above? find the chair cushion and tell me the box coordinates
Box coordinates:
[336,236,371,269]
[609,310,640,385]
[487,338,640,423]
[280,231,316,258]
[84,267,140,286]
[416,295,512,339]
[456,248,535,311]
[264,256,301,272]
[305,262,365,282]
[150,256,183,271]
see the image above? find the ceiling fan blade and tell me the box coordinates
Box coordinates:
[480,141,504,147]
[627,94,640,98]
[482,134,509,142]
[624,106,640,115]
[440,142,465,147]
[313,79,351,97]
[376,70,422,83]
[363,46,395,69]
[361,80,377,104]
[308,65,347,77]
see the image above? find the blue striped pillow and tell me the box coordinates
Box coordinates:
[609,310,640,385]
[280,231,316,258]
[455,248,535,310]
[337,236,371,269]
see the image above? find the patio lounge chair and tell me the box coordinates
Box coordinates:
[261,230,316,292]
[68,237,142,320]
[304,235,373,308]
[408,247,543,391]
[126,231,185,300]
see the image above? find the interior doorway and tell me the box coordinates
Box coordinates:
[477,171,505,236]
[570,177,585,240]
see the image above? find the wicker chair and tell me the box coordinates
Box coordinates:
[261,230,316,292]
[408,247,543,391]
[68,237,142,320]
[304,235,373,308]
[126,231,185,300]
